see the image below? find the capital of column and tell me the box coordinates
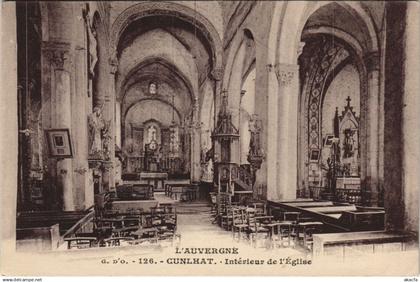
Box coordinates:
[42,41,72,71]
[211,68,224,81]
[275,63,299,87]
[364,51,380,72]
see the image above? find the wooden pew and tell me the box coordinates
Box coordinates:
[289,201,334,207]
[305,205,357,213]
[313,231,413,259]
[111,200,158,213]
[16,223,60,251]
[269,200,385,232]
[17,210,93,236]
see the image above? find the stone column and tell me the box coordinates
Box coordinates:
[364,51,380,206]
[402,1,420,232]
[115,101,122,149]
[100,54,118,192]
[239,90,246,164]
[211,68,223,128]
[191,101,201,182]
[43,41,75,211]
[72,40,92,210]
[266,64,279,200]
[275,63,300,200]
[0,1,18,257]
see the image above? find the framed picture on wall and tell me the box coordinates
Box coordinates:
[310,149,320,162]
[324,134,335,147]
[45,129,73,158]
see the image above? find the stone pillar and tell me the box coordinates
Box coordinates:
[72,40,91,210]
[275,63,300,200]
[228,43,246,137]
[211,68,223,129]
[191,101,201,182]
[402,1,420,232]
[43,41,75,211]
[0,1,18,257]
[383,2,406,231]
[115,101,122,148]
[239,90,246,164]
[266,64,279,200]
[101,53,119,192]
[364,51,380,206]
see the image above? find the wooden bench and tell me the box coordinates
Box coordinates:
[16,223,61,251]
[111,200,158,213]
[306,205,357,213]
[64,236,97,249]
[313,231,413,259]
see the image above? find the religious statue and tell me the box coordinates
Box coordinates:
[343,128,355,159]
[201,146,208,164]
[102,120,112,160]
[169,126,180,157]
[88,106,105,158]
[201,157,214,183]
[248,114,262,157]
[147,125,157,144]
[86,14,98,77]
[148,82,157,95]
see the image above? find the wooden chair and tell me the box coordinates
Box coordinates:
[221,205,233,230]
[216,193,232,228]
[246,209,271,248]
[295,221,324,250]
[252,202,267,216]
[231,207,247,240]
[274,211,301,247]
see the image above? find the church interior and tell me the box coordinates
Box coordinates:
[1,1,419,268]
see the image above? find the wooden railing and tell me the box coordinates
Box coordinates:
[232,164,253,191]
[125,155,184,175]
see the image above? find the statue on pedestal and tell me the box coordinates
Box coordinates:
[248,114,264,164]
[88,106,106,159]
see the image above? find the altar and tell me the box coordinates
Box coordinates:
[140,172,168,192]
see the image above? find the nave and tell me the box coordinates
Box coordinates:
[1,0,419,276]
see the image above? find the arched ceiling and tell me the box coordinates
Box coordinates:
[122,60,192,119]
[303,2,372,53]
[117,15,212,75]
[117,28,199,102]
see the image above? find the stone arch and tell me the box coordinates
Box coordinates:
[266,1,379,200]
[239,67,256,165]
[123,97,182,125]
[119,56,196,104]
[222,26,256,90]
[109,1,223,69]
[294,4,374,196]
[272,1,379,66]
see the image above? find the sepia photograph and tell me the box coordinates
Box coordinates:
[0,0,419,279]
